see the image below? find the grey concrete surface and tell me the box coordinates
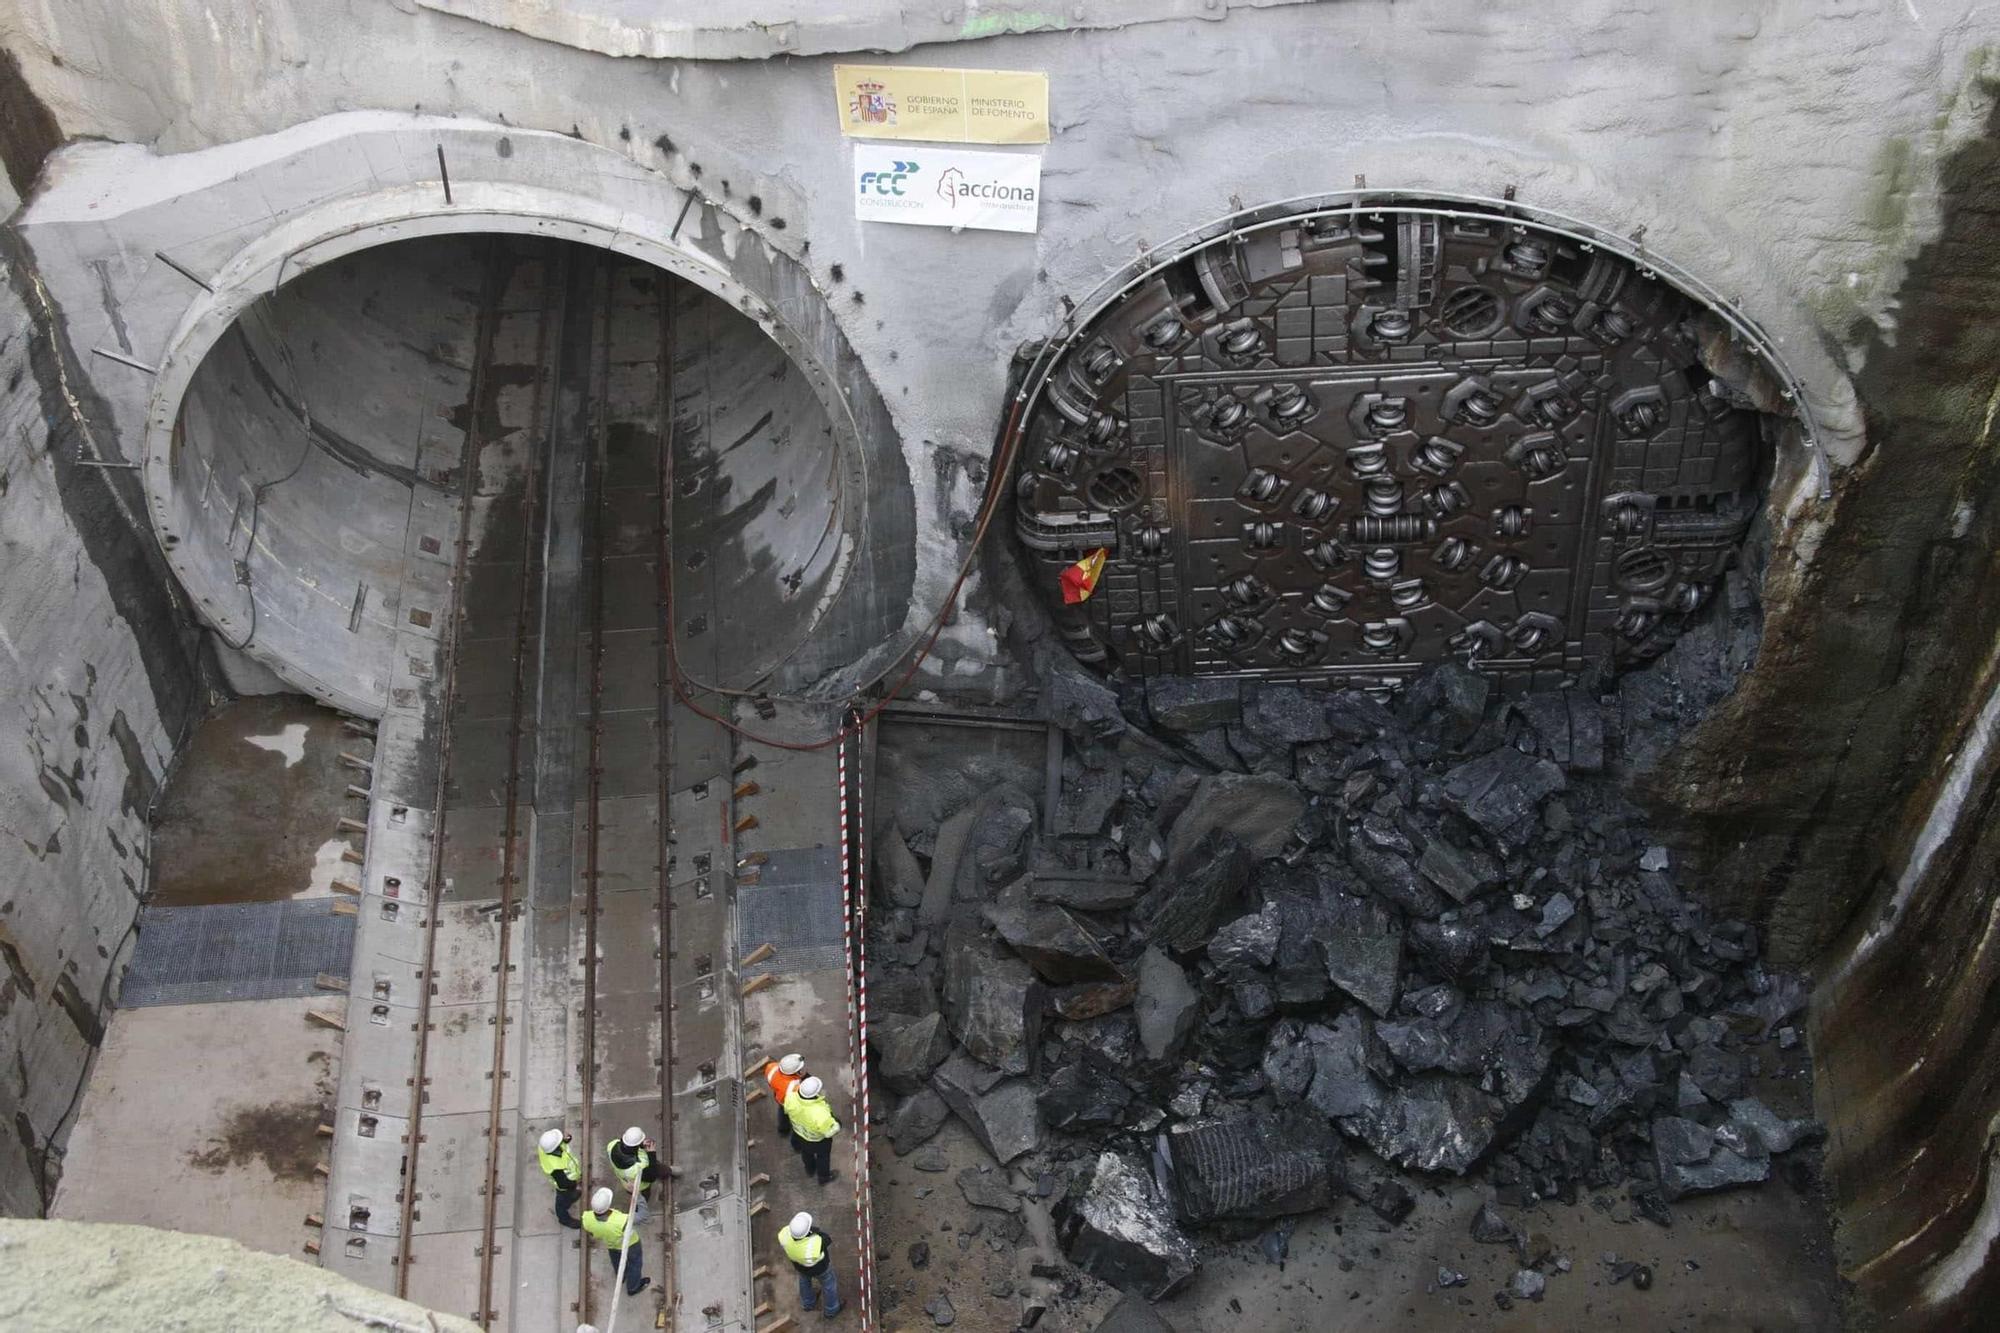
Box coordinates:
[50,997,335,1255]
[0,251,194,1219]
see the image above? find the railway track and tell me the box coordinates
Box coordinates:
[339,238,848,1332]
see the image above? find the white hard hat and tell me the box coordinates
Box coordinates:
[778,1052,805,1075]
[799,1076,824,1100]
[789,1211,813,1238]
[621,1126,646,1147]
[590,1187,614,1213]
[578,1326,599,1333]
[539,1128,564,1154]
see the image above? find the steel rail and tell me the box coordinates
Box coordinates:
[651,260,681,1328]
[472,245,569,1328]
[394,239,508,1298]
[577,254,613,1328]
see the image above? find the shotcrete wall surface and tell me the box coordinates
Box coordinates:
[4,0,2000,1324]
[0,252,200,1217]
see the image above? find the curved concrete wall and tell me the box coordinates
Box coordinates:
[166,234,856,712]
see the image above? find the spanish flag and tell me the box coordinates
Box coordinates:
[1061,548,1109,605]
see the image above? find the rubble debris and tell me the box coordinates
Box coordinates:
[1509,1268,1547,1302]
[1437,1267,1469,1289]
[891,659,1821,1307]
[1056,1152,1200,1300]
[925,1291,958,1326]
[879,825,928,909]
[1048,662,1127,740]
[1165,773,1305,868]
[957,1166,1022,1213]
[1160,1109,1343,1224]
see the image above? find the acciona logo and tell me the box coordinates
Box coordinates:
[853,144,1041,235]
[935,166,1038,208]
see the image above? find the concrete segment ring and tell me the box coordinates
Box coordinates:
[138,177,881,718]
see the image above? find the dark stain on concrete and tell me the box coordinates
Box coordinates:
[186,1097,325,1184]
[0,49,61,198]
[148,695,349,907]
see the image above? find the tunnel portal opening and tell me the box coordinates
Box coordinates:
[1013,202,1774,691]
[163,232,854,713]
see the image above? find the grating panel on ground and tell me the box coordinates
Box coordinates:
[122,900,355,1006]
[735,846,844,976]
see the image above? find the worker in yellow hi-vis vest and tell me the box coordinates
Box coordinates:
[779,1210,842,1318]
[782,1075,842,1186]
[581,1188,652,1297]
[534,1127,582,1229]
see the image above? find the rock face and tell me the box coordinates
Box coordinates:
[1164,773,1305,868]
[942,925,1044,1075]
[877,825,928,909]
[1321,892,1404,1017]
[1160,1110,1344,1224]
[1056,1152,1200,1300]
[1134,947,1199,1063]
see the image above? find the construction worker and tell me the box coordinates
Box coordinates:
[582,1187,652,1297]
[536,1127,583,1229]
[779,1210,842,1318]
[782,1075,841,1186]
[607,1125,664,1204]
[766,1053,808,1155]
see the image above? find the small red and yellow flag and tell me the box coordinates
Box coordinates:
[1060,548,1110,605]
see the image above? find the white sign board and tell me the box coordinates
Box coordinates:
[852,143,1041,234]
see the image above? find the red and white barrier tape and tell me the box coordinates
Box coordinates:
[851,720,876,1329]
[837,722,877,1329]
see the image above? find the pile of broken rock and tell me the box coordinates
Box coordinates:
[868,662,1819,1304]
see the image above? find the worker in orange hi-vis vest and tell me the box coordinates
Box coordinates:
[765,1052,809,1157]
[1060,547,1108,604]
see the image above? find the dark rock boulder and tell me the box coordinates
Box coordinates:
[1651,1114,1770,1200]
[1056,1152,1200,1300]
[1346,836,1448,919]
[1322,891,1404,1017]
[1441,747,1566,852]
[933,1052,1044,1165]
[1049,976,1138,1021]
[1142,829,1251,954]
[942,923,1045,1075]
[1039,1055,1135,1131]
[1341,1074,1509,1175]
[889,1088,951,1154]
[1032,874,1142,912]
[1146,677,1241,732]
[1303,1012,1392,1120]
[984,878,1119,984]
[870,1010,953,1094]
[1373,999,1552,1109]
[878,824,928,909]
[1165,773,1306,868]
[1208,902,1281,973]
[1242,684,1341,745]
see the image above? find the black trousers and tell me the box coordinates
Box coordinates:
[799,1136,832,1183]
[554,1187,581,1230]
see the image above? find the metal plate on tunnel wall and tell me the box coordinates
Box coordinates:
[1014,206,1763,686]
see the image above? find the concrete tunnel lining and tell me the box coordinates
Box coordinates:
[124,178,909,719]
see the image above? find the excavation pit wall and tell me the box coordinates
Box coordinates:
[0,4,1998,1323]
